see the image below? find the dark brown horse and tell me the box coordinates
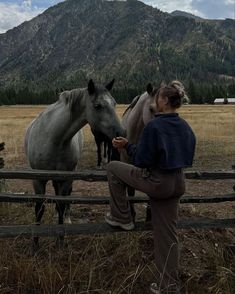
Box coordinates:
[92,130,120,168]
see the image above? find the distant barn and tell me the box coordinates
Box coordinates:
[214,98,235,105]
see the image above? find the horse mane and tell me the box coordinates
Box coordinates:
[122,94,141,117]
[59,88,86,112]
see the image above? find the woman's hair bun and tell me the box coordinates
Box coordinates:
[169,80,185,98]
[169,80,190,103]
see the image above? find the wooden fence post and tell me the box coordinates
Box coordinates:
[0,142,4,169]
[232,165,235,191]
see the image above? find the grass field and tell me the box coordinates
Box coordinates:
[0,104,235,293]
[0,104,234,170]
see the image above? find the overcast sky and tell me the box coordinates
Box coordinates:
[0,0,235,34]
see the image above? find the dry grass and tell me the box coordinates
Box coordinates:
[0,104,234,170]
[178,105,235,170]
[0,104,235,293]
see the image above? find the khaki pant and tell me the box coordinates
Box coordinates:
[106,161,185,293]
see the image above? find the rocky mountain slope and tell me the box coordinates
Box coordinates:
[0,0,234,90]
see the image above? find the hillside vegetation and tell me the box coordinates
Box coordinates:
[0,0,235,104]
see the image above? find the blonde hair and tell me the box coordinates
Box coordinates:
[170,80,190,104]
[157,80,189,108]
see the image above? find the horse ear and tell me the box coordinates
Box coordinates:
[106,79,115,91]
[88,79,95,95]
[146,83,153,95]
[160,80,166,87]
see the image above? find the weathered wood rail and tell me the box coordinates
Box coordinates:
[1,218,235,240]
[0,169,234,181]
[0,169,235,239]
[1,192,235,205]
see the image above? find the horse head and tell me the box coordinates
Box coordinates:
[121,83,158,145]
[85,79,125,140]
[142,83,158,125]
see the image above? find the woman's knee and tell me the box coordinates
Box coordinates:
[106,161,127,176]
[106,161,119,171]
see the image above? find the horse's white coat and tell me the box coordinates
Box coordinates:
[25,81,124,225]
[122,91,157,146]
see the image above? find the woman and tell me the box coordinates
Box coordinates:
[105,81,196,293]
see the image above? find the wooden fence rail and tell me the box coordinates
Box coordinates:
[1,193,235,205]
[0,169,235,239]
[0,169,234,181]
[1,218,235,239]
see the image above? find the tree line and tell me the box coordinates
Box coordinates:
[0,80,235,105]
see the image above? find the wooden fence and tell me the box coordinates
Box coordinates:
[0,142,4,169]
[0,168,235,239]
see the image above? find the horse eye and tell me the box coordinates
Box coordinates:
[94,103,102,110]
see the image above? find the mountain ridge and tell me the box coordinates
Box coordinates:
[0,0,234,91]
[171,10,203,20]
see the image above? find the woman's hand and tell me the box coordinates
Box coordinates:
[112,137,128,149]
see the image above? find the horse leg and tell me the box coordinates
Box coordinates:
[32,180,47,250]
[119,151,136,220]
[64,185,72,224]
[103,141,107,159]
[53,180,66,219]
[97,142,102,167]
[127,186,136,221]
[107,141,112,163]
[146,204,152,222]
[53,180,66,247]
[127,187,150,222]
[53,180,73,247]
[128,185,151,222]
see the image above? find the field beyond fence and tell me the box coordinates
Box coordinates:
[0,104,235,293]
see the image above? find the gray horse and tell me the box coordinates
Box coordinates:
[25,79,125,243]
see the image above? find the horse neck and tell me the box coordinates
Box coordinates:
[125,97,146,144]
[54,90,88,143]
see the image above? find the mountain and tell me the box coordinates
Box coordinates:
[171,10,203,20]
[0,0,235,92]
